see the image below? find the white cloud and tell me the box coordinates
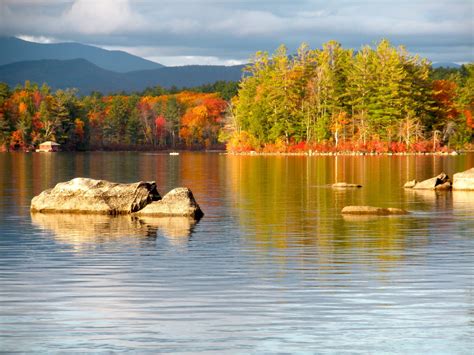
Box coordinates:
[63,0,145,34]
[0,0,472,64]
[17,35,59,44]
[101,45,246,66]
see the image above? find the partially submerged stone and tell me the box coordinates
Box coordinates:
[31,177,160,214]
[332,182,362,188]
[453,167,474,190]
[134,187,203,218]
[411,172,451,190]
[403,179,418,188]
[341,206,409,215]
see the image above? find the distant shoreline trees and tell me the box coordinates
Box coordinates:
[0,40,472,153]
[0,81,231,151]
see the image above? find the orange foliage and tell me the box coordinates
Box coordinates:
[432,80,459,120]
[18,102,27,115]
[75,118,85,140]
[465,110,474,129]
[179,95,227,147]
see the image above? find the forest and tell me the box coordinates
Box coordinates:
[0,81,233,151]
[0,40,472,153]
[230,40,473,153]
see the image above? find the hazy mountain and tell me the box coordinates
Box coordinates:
[0,58,244,94]
[432,62,461,68]
[0,37,164,73]
[123,65,245,89]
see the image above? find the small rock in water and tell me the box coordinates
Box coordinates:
[403,179,418,189]
[332,182,362,188]
[341,206,409,215]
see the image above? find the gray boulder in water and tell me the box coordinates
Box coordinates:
[134,187,204,218]
[31,177,161,214]
[453,168,474,190]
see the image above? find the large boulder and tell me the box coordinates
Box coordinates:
[134,187,203,219]
[410,172,451,190]
[453,168,474,190]
[31,177,160,214]
[341,206,409,215]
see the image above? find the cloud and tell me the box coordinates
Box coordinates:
[0,0,472,65]
[63,0,145,34]
[17,35,59,44]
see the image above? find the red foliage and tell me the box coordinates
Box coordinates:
[10,130,25,150]
[32,112,43,130]
[155,115,166,138]
[465,110,474,129]
[32,91,42,109]
[390,142,408,153]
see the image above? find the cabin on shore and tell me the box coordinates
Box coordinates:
[36,141,60,152]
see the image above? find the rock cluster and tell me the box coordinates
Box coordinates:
[404,172,452,190]
[403,168,474,191]
[31,177,203,218]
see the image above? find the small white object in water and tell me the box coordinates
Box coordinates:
[169,152,180,156]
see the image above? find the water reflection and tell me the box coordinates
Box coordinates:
[139,216,198,246]
[31,213,198,249]
[1,153,473,353]
[225,155,474,267]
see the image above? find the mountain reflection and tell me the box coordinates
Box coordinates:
[31,213,197,248]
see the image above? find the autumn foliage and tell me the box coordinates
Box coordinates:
[0,82,228,151]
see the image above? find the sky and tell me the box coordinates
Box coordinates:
[0,0,472,66]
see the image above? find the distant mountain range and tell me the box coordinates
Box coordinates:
[0,36,245,94]
[0,36,463,95]
[432,62,462,69]
[0,58,245,95]
[0,37,164,73]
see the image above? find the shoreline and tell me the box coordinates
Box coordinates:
[226,150,465,157]
[3,149,473,156]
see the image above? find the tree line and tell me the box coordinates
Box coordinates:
[230,40,473,153]
[0,81,230,151]
[0,39,472,153]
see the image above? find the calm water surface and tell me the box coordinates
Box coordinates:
[0,152,473,353]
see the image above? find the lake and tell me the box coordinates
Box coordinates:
[0,152,473,353]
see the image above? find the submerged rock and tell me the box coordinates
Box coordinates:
[134,187,203,218]
[31,177,160,214]
[341,206,409,215]
[332,182,362,188]
[453,167,474,190]
[410,172,451,190]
